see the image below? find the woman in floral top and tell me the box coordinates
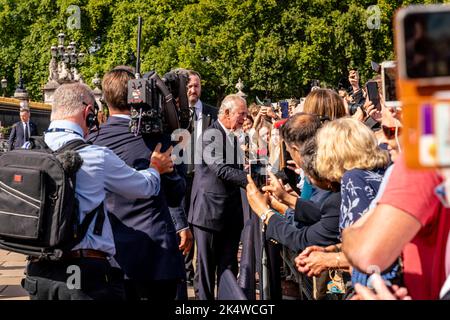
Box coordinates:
[314,118,403,290]
[339,167,386,232]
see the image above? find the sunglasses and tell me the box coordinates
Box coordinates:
[382,125,402,139]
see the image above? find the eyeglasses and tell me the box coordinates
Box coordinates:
[382,125,402,140]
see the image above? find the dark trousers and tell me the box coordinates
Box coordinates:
[193,225,241,300]
[124,279,177,301]
[23,258,125,300]
[184,174,195,282]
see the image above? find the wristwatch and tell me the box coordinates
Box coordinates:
[260,211,268,223]
[260,209,271,223]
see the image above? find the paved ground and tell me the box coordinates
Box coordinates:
[0,249,196,300]
[0,250,28,300]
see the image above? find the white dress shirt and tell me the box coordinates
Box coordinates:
[23,122,30,140]
[192,100,203,144]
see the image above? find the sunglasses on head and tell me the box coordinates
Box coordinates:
[382,125,401,139]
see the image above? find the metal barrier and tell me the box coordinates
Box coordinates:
[0,139,8,154]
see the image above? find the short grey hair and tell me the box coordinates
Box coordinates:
[218,94,247,116]
[51,83,96,121]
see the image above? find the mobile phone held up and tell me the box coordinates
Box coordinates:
[249,159,269,190]
[394,5,450,168]
[280,101,289,119]
[397,5,450,84]
[381,61,401,109]
[366,81,381,111]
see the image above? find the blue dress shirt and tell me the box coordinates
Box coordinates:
[44,120,161,256]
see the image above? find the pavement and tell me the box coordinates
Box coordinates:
[0,249,196,300]
[0,250,28,300]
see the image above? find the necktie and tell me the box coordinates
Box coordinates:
[24,122,29,142]
[187,108,198,175]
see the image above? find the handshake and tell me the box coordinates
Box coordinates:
[149,143,175,174]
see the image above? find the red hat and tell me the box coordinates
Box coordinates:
[273,119,288,129]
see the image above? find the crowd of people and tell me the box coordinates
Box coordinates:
[2,62,449,301]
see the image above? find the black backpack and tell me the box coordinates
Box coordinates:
[0,136,104,260]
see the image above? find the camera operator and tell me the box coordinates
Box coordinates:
[22,83,171,300]
[87,67,190,300]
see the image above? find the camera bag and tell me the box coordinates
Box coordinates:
[0,137,104,260]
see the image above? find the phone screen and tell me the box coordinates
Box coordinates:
[383,65,398,102]
[404,11,450,78]
[280,101,289,119]
[250,159,269,189]
[366,81,380,110]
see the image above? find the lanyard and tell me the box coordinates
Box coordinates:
[45,128,83,138]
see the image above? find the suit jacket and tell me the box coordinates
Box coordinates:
[199,102,218,130]
[185,102,218,174]
[188,120,248,232]
[266,192,341,253]
[8,121,37,150]
[87,116,185,281]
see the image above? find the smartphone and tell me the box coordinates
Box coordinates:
[394,5,450,169]
[366,81,380,111]
[249,159,269,189]
[396,5,450,84]
[280,101,289,119]
[381,61,401,109]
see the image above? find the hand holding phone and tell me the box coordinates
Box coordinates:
[366,81,381,111]
[349,70,360,88]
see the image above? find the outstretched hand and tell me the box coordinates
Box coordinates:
[150,143,174,174]
[246,175,270,216]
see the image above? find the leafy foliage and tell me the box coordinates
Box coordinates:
[0,0,448,105]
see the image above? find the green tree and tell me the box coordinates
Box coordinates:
[0,0,448,105]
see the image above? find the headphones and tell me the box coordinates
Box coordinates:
[82,101,99,130]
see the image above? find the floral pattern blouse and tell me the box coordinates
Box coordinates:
[339,168,386,234]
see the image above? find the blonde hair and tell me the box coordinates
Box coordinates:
[303,89,346,120]
[315,117,389,182]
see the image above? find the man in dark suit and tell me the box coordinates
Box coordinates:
[88,67,192,300]
[8,105,38,150]
[183,70,218,284]
[189,94,248,300]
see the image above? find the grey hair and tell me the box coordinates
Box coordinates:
[218,94,247,116]
[51,83,96,121]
